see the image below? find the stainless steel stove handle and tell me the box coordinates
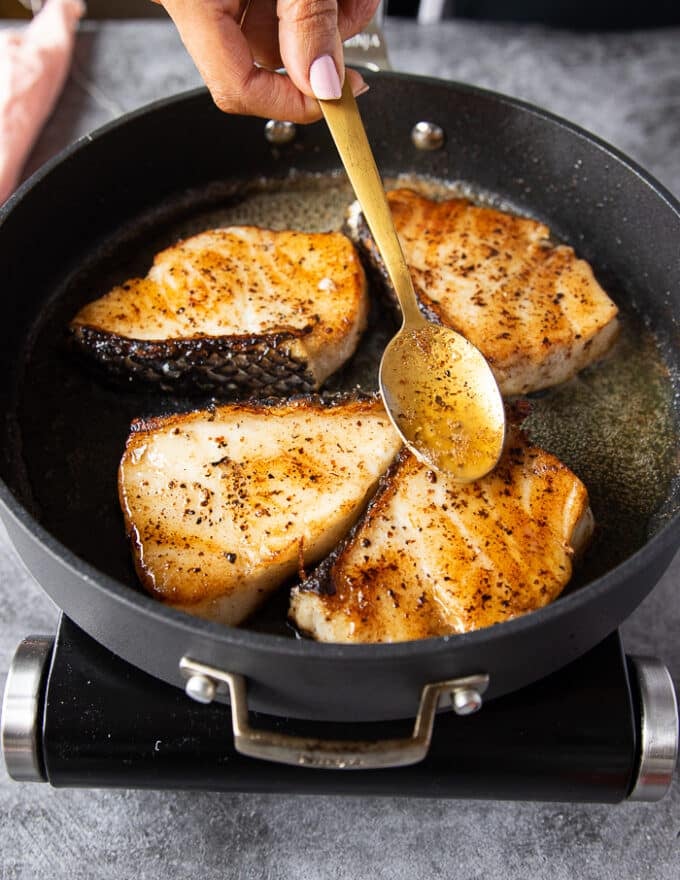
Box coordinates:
[627,656,679,802]
[180,657,489,770]
[1,635,53,782]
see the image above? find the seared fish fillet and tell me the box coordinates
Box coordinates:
[118,395,401,625]
[347,189,619,395]
[70,227,368,397]
[290,428,593,643]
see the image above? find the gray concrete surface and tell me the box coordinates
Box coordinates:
[1,18,679,879]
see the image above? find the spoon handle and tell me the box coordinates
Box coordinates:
[320,79,423,326]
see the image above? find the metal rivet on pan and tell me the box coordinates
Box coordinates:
[265,119,297,145]
[185,673,217,704]
[451,687,483,716]
[411,121,445,151]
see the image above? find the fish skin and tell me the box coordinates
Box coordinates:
[290,426,593,643]
[346,189,619,395]
[70,227,368,397]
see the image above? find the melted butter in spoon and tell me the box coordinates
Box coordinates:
[380,323,506,481]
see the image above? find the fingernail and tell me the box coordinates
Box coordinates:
[353,83,370,98]
[309,54,342,100]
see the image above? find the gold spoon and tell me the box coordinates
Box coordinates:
[319,79,505,481]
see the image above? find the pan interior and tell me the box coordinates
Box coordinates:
[8,172,680,638]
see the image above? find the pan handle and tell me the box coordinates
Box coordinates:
[179,657,489,770]
[343,1,391,72]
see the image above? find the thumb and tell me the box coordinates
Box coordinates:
[277,0,365,100]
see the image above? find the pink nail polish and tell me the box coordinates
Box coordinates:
[309,55,342,100]
[353,83,370,98]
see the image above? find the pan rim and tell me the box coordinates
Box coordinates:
[1,71,679,661]
[3,71,680,225]
[2,473,679,661]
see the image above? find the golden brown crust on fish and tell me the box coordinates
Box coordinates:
[290,427,593,643]
[118,394,401,625]
[346,189,619,395]
[70,227,368,397]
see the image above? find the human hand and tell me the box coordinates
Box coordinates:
[155,0,379,123]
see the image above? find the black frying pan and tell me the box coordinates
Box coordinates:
[1,73,678,726]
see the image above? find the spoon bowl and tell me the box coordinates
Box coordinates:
[320,79,505,480]
[379,319,505,480]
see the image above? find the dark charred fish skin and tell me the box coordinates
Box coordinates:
[345,190,619,396]
[343,200,414,317]
[343,209,403,317]
[292,450,406,600]
[128,389,387,432]
[68,226,369,399]
[290,423,593,643]
[68,324,317,397]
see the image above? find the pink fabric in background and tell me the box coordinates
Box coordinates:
[0,0,85,205]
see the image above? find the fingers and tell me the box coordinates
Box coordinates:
[240,0,283,70]
[337,0,381,41]
[277,0,344,99]
[277,0,378,99]
[161,0,322,122]
[159,0,377,122]
[240,0,378,86]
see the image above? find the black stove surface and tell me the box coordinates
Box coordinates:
[40,617,638,801]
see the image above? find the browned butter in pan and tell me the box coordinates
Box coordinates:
[17,172,679,635]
